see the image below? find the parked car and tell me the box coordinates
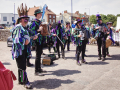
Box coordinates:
[7,36,13,47]
[0,26,4,29]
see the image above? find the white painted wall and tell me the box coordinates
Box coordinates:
[116,17,120,30]
[0,13,18,25]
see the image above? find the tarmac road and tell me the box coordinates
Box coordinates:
[0,41,120,90]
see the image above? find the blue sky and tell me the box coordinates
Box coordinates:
[0,0,120,15]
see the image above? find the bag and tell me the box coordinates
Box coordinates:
[42,57,53,65]
[48,54,56,61]
[0,61,16,90]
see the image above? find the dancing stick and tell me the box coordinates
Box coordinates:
[56,35,64,45]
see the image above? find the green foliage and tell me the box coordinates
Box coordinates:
[117,14,120,17]
[89,14,118,27]
[90,15,97,24]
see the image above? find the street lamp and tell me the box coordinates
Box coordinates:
[71,0,73,24]
[85,8,90,24]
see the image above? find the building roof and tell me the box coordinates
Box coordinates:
[45,9,56,15]
[28,6,40,16]
[67,12,79,17]
[28,6,56,16]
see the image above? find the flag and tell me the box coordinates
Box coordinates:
[42,4,47,20]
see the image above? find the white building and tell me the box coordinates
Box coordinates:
[0,13,18,25]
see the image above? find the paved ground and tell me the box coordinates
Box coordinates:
[0,41,120,90]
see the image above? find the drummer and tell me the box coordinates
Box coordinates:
[106,22,114,57]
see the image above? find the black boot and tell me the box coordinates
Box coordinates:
[81,59,88,64]
[98,56,101,60]
[76,61,81,66]
[102,57,105,61]
[27,58,33,67]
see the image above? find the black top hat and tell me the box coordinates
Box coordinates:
[76,19,82,24]
[96,14,102,21]
[107,22,112,25]
[34,9,43,15]
[66,21,70,25]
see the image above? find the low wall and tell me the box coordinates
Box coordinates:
[0,29,11,41]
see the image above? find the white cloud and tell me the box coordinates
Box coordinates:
[0,0,119,16]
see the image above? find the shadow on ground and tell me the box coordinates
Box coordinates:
[86,55,98,57]
[88,61,109,65]
[106,54,120,61]
[45,69,81,76]
[31,79,74,89]
[2,62,11,65]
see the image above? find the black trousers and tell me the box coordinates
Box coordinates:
[81,40,86,60]
[106,48,109,55]
[35,42,43,72]
[65,36,70,50]
[16,46,29,84]
[48,40,56,52]
[76,45,82,61]
[56,38,65,58]
[97,38,106,58]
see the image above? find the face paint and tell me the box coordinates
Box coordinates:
[24,18,29,23]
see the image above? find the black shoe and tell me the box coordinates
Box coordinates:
[67,50,70,51]
[24,84,32,89]
[62,57,67,60]
[76,61,81,66]
[27,63,34,67]
[102,57,105,61]
[18,82,24,85]
[40,69,47,73]
[98,57,101,60]
[107,54,111,57]
[42,53,46,55]
[35,72,44,76]
[81,59,88,64]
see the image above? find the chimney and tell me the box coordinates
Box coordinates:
[46,6,48,10]
[75,11,79,15]
[64,10,67,13]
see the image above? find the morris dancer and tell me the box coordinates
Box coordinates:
[11,3,33,89]
[73,19,87,66]
[30,9,47,76]
[106,22,114,57]
[95,14,109,61]
[65,21,72,51]
[52,22,66,59]
[47,23,56,53]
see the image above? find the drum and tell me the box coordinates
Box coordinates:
[40,24,49,36]
[106,38,112,48]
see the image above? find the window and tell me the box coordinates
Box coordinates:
[53,19,55,23]
[3,17,7,21]
[49,19,51,23]
[49,15,51,18]
[12,17,14,21]
[53,16,55,18]
[43,19,45,22]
